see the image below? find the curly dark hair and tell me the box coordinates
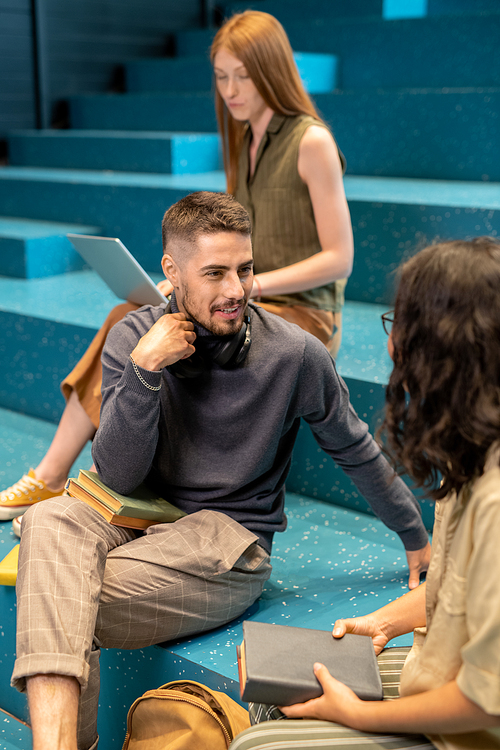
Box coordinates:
[381,237,500,501]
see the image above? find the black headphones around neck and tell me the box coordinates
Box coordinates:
[164,300,252,379]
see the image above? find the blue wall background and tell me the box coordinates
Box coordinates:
[0,0,202,135]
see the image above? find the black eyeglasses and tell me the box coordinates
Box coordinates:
[381,310,395,336]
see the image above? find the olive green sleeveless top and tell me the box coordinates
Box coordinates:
[234,113,347,312]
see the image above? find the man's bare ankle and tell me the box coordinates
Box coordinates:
[27,674,79,750]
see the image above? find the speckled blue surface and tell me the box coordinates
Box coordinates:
[0,217,101,279]
[317,87,500,182]
[0,167,497,291]
[69,91,218,132]
[0,2,494,744]
[0,487,423,747]
[0,710,31,750]
[66,87,500,181]
[284,13,500,88]
[8,130,222,174]
[0,407,93,733]
[0,265,388,423]
[126,51,338,95]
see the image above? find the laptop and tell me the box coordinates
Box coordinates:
[67,234,169,306]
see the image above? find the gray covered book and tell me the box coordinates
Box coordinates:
[237,620,383,706]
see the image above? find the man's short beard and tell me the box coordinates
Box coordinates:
[181,287,245,337]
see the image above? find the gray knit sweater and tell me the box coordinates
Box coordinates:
[92,303,428,554]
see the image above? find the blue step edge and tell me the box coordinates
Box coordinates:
[0,217,101,279]
[0,709,32,750]
[8,131,223,175]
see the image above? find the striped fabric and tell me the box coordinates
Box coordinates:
[231,647,436,750]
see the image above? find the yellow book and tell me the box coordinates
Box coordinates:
[0,544,20,586]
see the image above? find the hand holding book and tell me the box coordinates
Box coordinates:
[237,621,382,707]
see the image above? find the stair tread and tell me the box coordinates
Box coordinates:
[1,167,499,209]
[0,270,390,383]
[344,175,500,209]
[0,166,226,190]
[0,709,32,750]
[0,216,100,240]
[11,129,219,140]
[0,270,162,328]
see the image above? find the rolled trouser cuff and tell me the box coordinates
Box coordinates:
[11,652,90,694]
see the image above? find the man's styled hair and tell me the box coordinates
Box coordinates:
[162,191,251,255]
[381,237,500,501]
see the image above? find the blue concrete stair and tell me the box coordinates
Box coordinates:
[8,130,222,174]
[0,217,101,278]
[69,90,218,132]
[283,13,500,89]
[67,88,500,181]
[0,1,497,746]
[0,407,429,750]
[0,710,32,750]
[222,0,385,22]
[345,175,500,303]
[0,166,225,272]
[427,0,500,14]
[177,10,500,89]
[125,51,339,94]
[0,268,160,422]
[1,168,498,296]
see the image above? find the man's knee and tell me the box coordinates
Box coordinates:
[22,495,69,531]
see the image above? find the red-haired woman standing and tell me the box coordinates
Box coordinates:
[212,11,353,356]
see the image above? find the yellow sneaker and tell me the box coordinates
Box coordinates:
[0,469,61,520]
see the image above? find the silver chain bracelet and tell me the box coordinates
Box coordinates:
[129,355,162,391]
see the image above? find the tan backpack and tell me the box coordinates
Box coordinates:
[122,679,251,749]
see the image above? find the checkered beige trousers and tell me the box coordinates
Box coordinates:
[12,495,271,749]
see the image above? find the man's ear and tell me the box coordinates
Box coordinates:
[162,254,179,287]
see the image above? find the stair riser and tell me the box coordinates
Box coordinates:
[69,93,217,132]
[1,175,498,297]
[0,236,86,279]
[222,0,384,21]
[0,177,191,272]
[319,89,500,182]
[125,53,338,95]
[0,311,97,423]
[348,199,500,304]
[289,387,435,531]
[175,14,500,90]
[287,16,500,89]
[68,89,500,182]
[8,132,222,174]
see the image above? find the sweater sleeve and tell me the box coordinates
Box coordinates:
[91,311,163,495]
[298,335,429,551]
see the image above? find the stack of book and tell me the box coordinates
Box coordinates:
[65,470,186,530]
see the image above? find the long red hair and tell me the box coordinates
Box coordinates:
[210,11,323,193]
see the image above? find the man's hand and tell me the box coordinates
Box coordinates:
[280,663,361,724]
[331,614,391,655]
[406,541,431,590]
[130,312,196,371]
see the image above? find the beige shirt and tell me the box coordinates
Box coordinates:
[399,448,500,749]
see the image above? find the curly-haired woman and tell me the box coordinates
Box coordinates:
[233,237,500,750]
